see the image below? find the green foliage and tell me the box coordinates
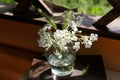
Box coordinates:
[0,0,112,16]
[46,0,112,16]
[0,0,15,3]
[38,9,57,29]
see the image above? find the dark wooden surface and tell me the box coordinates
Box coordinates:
[19,55,107,80]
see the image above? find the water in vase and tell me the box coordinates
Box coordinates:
[48,53,75,76]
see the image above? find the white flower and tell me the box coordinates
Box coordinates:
[73,42,80,51]
[38,33,53,50]
[70,34,78,41]
[54,29,74,51]
[90,33,98,42]
[67,21,78,32]
[84,40,92,48]
[81,36,92,48]
[38,25,54,50]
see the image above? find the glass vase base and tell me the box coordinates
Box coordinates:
[51,68,74,76]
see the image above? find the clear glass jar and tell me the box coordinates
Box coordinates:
[45,46,76,76]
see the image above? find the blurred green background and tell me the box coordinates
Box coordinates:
[0,0,112,16]
[0,0,15,3]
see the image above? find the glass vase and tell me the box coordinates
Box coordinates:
[45,46,76,76]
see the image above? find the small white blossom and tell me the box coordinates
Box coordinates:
[81,36,92,48]
[84,40,92,48]
[90,33,98,42]
[70,33,78,41]
[68,21,78,32]
[73,42,80,51]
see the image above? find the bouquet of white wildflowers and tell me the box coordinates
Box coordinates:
[38,10,98,55]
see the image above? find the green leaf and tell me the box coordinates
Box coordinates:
[83,65,89,76]
[38,9,57,30]
[62,10,72,29]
